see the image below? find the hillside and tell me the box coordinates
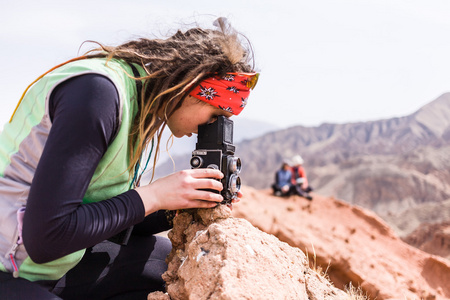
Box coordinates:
[383,198,450,237]
[232,186,450,300]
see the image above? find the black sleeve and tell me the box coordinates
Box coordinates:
[133,210,172,236]
[23,74,147,264]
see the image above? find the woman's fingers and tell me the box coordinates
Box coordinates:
[137,168,236,215]
[192,178,223,191]
[191,189,223,202]
[189,168,224,180]
[179,169,224,192]
[191,199,219,209]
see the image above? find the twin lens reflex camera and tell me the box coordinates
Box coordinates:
[190,116,242,204]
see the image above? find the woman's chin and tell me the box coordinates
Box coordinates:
[172,132,185,138]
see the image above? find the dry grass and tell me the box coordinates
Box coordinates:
[305,243,369,300]
[345,282,370,300]
[305,243,330,279]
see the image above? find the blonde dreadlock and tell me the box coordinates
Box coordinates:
[85,18,255,180]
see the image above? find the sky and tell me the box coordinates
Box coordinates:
[1,0,450,131]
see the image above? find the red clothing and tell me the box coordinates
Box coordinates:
[290,165,309,189]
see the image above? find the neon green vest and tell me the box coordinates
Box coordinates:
[0,58,144,281]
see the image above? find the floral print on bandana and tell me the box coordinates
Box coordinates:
[197,85,219,100]
[189,72,257,115]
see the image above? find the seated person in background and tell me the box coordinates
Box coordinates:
[272,162,296,196]
[290,155,313,200]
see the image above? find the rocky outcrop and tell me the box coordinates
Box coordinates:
[148,205,349,300]
[232,186,450,300]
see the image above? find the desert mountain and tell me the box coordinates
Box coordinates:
[155,93,450,237]
[383,198,450,237]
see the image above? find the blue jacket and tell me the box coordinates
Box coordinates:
[276,169,292,187]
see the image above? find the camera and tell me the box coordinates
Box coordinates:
[190,116,241,204]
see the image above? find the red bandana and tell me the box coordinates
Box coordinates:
[189,72,259,115]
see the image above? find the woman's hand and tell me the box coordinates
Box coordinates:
[136,169,225,216]
[225,190,243,210]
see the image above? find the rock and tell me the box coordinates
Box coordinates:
[148,205,348,300]
[148,291,170,300]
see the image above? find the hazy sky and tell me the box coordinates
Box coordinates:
[2,0,450,130]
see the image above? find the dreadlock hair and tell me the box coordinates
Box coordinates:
[84,18,255,181]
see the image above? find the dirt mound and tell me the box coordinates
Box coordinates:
[232,187,450,300]
[148,205,348,300]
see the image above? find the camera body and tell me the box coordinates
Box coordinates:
[190,116,241,204]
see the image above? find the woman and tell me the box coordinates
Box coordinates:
[0,18,258,299]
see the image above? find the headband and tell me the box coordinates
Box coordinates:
[189,72,259,115]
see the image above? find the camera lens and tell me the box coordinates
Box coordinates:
[228,174,241,194]
[228,157,242,173]
[190,156,203,168]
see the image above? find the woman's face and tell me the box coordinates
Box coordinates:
[166,95,233,138]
